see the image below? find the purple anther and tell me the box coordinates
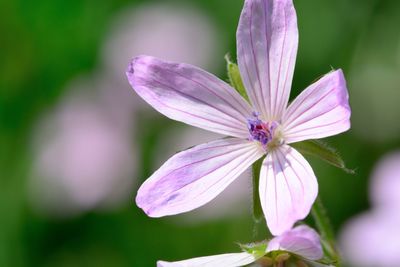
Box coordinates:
[247,115,278,147]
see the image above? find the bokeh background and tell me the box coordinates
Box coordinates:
[1,0,400,266]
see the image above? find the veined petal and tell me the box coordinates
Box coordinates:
[259,145,318,235]
[157,252,258,267]
[282,69,351,143]
[267,225,323,260]
[237,0,298,120]
[127,56,253,138]
[136,138,264,217]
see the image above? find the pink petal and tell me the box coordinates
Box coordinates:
[157,252,258,267]
[126,56,253,138]
[136,138,263,217]
[237,0,298,120]
[259,145,318,235]
[282,69,351,143]
[267,225,323,260]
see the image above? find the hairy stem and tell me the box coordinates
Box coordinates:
[311,196,341,266]
[252,157,264,222]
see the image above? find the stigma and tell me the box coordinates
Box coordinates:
[247,112,283,151]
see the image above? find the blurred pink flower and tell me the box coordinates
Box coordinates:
[158,225,327,267]
[341,210,400,267]
[128,0,351,235]
[340,151,400,267]
[30,77,137,216]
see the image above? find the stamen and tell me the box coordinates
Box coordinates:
[247,113,282,150]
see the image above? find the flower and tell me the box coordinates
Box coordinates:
[339,151,400,267]
[127,0,351,235]
[157,225,330,267]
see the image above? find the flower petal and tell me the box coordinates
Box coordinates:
[136,138,263,217]
[282,69,351,143]
[157,252,258,267]
[267,225,323,260]
[126,56,253,138]
[259,145,318,235]
[237,0,298,120]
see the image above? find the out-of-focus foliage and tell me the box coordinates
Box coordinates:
[1,0,399,266]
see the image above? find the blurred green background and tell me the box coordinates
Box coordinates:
[1,0,400,266]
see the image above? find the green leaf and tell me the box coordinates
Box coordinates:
[291,140,354,174]
[225,54,249,102]
[252,157,264,222]
[316,258,339,267]
[311,196,341,266]
[238,241,268,258]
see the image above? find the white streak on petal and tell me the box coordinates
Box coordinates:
[259,145,318,235]
[157,252,258,267]
[136,138,264,217]
[282,69,351,143]
[237,0,298,120]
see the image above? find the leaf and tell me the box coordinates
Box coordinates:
[225,54,249,102]
[238,241,268,257]
[252,157,264,222]
[316,258,339,266]
[291,140,354,174]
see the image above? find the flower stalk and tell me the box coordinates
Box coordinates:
[311,196,341,266]
[252,157,264,223]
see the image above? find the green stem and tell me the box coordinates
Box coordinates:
[311,196,341,265]
[252,157,264,222]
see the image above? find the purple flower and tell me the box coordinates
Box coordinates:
[127,0,351,235]
[157,225,328,267]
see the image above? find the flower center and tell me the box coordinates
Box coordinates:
[247,112,283,151]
